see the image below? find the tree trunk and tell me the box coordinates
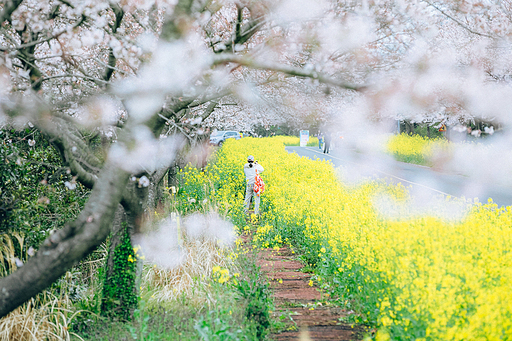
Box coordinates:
[100,166,170,319]
[148,167,168,211]
[105,206,126,279]
[405,121,413,135]
[101,205,138,320]
[168,162,179,189]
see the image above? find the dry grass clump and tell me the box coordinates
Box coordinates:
[0,293,83,341]
[138,210,239,308]
[0,234,85,341]
[0,210,237,339]
[0,233,25,275]
[141,238,236,308]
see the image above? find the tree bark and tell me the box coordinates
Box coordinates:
[104,205,127,281]
[149,167,169,210]
[101,204,139,319]
[100,166,169,317]
[405,121,413,135]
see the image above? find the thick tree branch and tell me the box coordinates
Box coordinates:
[216,9,265,53]
[201,100,218,121]
[0,15,87,52]
[213,54,366,91]
[37,114,102,189]
[233,4,243,51]
[104,5,125,83]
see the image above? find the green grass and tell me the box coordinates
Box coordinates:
[72,249,272,341]
[73,295,249,340]
[392,152,430,166]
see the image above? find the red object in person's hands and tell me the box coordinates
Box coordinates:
[253,170,265,196]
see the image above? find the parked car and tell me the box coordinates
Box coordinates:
[209,130,241,146]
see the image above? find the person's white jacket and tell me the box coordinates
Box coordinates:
[244,163,264,184]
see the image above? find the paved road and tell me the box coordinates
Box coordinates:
[286,145,512,209]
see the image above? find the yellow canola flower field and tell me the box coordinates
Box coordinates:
[270,135,319,147]
[180,137,512,340]
[386,133,450,166]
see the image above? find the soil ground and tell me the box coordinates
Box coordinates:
[256,247,365,340]
[242,210,367,340]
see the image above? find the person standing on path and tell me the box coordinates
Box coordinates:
[243,155,264,215]
[323,132,331,154]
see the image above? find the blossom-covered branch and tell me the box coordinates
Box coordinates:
[213,54,366,91]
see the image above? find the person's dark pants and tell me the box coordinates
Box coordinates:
[324,141,330,153]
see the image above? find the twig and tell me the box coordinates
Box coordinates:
[157,113,193,141]
[213,54,366,91]
[422,0,494,39]
[1,15,87,52]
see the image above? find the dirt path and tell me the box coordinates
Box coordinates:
[256,247,365,341]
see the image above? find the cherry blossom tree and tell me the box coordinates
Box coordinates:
[1,0,512,318]
[0,0,360,318]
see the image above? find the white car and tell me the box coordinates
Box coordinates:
[209,131,241,146]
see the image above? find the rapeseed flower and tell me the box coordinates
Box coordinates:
[178,136,512,339]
